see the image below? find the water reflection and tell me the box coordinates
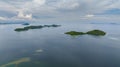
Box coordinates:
[0,23,120,67]
[0,57,30,67]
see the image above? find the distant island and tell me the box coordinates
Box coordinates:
[15,24,61,32]
[22,23,30,25]
[65,30,106,36]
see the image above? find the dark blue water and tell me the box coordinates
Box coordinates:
[0,22,120,67]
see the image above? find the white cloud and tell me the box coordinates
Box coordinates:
[0,0,120,21]
[55,0,80,10]
[0,17,7,20]
[17,10,32,20]
[0,2,18,11]
[33,0,46,5]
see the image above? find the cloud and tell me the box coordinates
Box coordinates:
[0,0,120,22]
[0,17,7,20]
[0,1,18,17]
[55,0,80,10]
[17,10,32,20]
[33,0,46,5]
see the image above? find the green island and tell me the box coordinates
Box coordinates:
[86,30,106,36]
[65,30,106,36]
[14,24,61,32]
[65,31,86,36]
[0,57,30,67]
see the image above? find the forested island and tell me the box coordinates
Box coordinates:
[65,30,106,36]
[15,24,61,32]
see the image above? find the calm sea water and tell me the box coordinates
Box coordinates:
[0,22,120,67]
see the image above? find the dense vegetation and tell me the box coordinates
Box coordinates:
[86,30,106,36]
[65,31,86,36]
[65,30,106,36]
[15,24,61,32]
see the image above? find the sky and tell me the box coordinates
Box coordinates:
[0,0,120,22]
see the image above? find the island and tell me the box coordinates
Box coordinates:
[86,30,106,36]
[22,23,30,25]
[65,30,106,36]
[65,31,86,36]
[14,24,61,32]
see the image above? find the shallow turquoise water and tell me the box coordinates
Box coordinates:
[0,22,120,67]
